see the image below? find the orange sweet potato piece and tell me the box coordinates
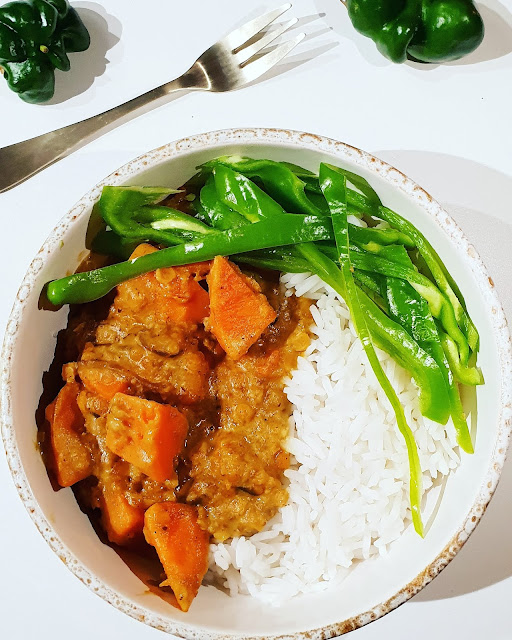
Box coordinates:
[77,362,132,401]
[45,382,92,487]
[100,481,144,545]
[207,256,276,360]
[144,503,209,612]
[106,393,188,483]
[116,244,210,324]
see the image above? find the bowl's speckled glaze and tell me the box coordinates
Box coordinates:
[2,128,511,639]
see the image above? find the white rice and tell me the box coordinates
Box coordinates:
[206,273,460,605]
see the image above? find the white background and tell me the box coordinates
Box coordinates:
[1,0,512,637]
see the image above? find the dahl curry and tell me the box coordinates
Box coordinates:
[41,246,311,611]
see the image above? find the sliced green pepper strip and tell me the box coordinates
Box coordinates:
[285,160,382,209]
[385,280,471,448]
[360,293,453,422]
[349,225,415,248]
[386,275,439,344]
[280,162,316,177]
[353,275,389,313]
[319,162,423,536]
[199,156,321,215]
[286,166,382,218]
[348,248,470,364]
[199,171,290,272]
[440,332,484,386]
[234,248,311,273]
[319,238,483,400]
[353,269,385,296]
[99,186,213,246]
[377,206,479,354]
[212,165,286,220]
[100,186,178,218]
[322,162,382,209]
[363,243,439,342]
[318,245,460,422]
[307,182,476,352]
[295,223,412,252]
[429,337,474,453]
[303,190,331,215]
[294,248,424,378]
[199,176,248,230]
[211,166,318,275]
[289,173,380,217]
[205,156,380,218]
[380,245,472,447]
[46,214,335,306]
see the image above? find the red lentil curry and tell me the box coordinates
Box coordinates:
[40,245,311,612]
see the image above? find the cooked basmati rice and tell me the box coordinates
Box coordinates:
[206,273,460,604]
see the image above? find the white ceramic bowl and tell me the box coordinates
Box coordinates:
[2,129,512,639]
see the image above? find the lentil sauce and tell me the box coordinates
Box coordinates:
[38,252,311,604]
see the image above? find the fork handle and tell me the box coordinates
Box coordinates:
[0,76,191,194]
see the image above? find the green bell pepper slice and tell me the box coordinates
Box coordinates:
[45,213,335,305]
[99,186,215,246]
[199,156,321,216]
[381,244,473,451]
[199,175,248,230]
[349,244,470,363]
[212,164,286,221]
[377,205,479,354]
[319,162,424,536]
[440,331,484,386]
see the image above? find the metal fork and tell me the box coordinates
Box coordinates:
[0,4,304,194]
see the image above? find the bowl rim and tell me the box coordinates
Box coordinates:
[2,127,512,640]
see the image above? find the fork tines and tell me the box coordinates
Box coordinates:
[223,3,295,51]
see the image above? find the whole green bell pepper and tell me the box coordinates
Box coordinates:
[346,0,484,64]
[0,0,90,103]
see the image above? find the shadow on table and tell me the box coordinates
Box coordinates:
[46,2,122,105]
[245,12,339,88]
[375,149,512,600]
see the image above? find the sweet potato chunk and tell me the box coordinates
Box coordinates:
[207,256,276,360]
[77,362,132,401]
[100,481,144,545]
[144,503,209,612]
[45,382,92,487]
[106,393,188,483]
[116,244,210,324]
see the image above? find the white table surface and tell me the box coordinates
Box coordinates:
[1,0,512,637]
